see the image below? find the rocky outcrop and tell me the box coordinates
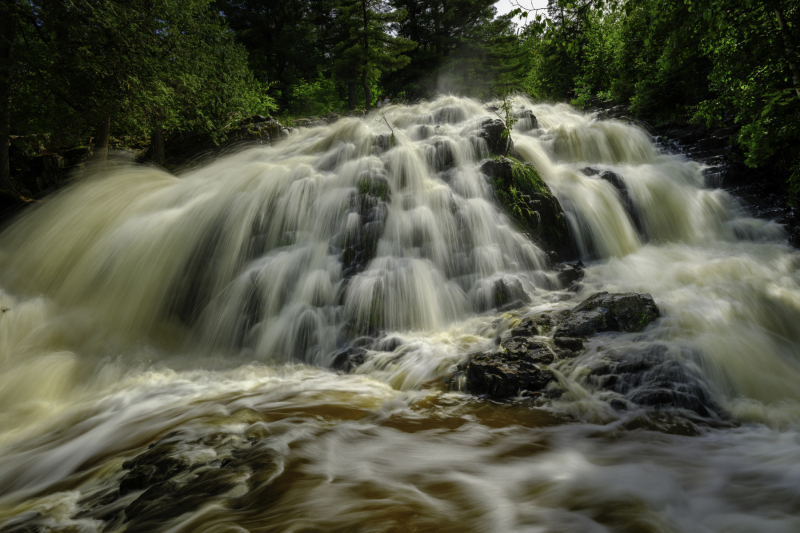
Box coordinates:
[339,173,390,279]
[459,291,660,400]
[481,156,574,260]
[479,118,510,156]
[554,291,660,338]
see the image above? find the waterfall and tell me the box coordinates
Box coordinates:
[0,96,799,533]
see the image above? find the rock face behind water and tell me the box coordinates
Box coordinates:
[555,292,660,338]
[481,157,574,260]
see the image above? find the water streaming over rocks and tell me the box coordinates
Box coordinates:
[1,96,800,532]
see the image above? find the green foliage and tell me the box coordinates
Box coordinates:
[290,75,342,116]
[518,0,800,199]
[6,0,271,149]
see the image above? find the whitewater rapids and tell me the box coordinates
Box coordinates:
[0,96,799,532]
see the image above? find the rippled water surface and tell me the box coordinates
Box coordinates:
[1,97,799,532]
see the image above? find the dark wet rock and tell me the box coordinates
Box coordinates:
[481,157,575,260]
[294,117,326,128]
[373,133,394,153]
[555,261,585,287]
[790,226,800,249]
[490,277,530,310]
[609,398,628,411]
[429,139,456,171]
[553,336,584,352]
[588,344,726,419]
[351,336,375,348]
[331,346,368,372]
[376,336,403,352]
[510,314,555,337]
[463,342,557,399]
[19,430,284,533]
[515,109,539,132]
[433,105,467,124]
[580,167,601,176]
[340,173,391,279]
[555,292,660,339]
[479,118,510,156]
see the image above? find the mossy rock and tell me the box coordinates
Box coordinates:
[554,292,660,338]
[481,156,574,260]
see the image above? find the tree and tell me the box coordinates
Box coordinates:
[334,0,416,110]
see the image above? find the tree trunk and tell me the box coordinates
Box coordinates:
[773,3,800,98]
[348,83,356,111]
[151,128,165,165]
[94,114,111,163]
[362,70,371,111]
[0,0,17,192]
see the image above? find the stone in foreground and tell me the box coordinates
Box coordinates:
[464,343,556,399]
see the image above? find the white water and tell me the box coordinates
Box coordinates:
[0,96,799,532]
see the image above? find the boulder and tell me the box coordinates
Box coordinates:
[463,342,556,399]
[481,157,574,260]
[554,292,660,338]
[479,118,510,156]
[515,109,539,132]
[330,345,368,372]
[554,261,585,288]
[340,173,391,279]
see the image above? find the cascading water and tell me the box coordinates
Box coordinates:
[0,96,799,532]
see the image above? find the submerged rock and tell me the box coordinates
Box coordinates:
[330,345,368,372]
[481,156,574,260]
[588,344,727,420]
[554,292,660,338]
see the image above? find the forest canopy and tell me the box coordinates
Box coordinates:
[1,0,799,197]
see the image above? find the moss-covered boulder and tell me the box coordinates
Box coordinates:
[554,292,660,338]
[481,156,574,260]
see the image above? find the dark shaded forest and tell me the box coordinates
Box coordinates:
[1,0,799,201]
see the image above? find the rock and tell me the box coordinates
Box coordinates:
[463,342,556,399]
[330,346,368,372]
[294,117,326,128]
[375,336,403,352]
[492,277,530,310]
[555,292,660,338]
[515,109,539,132]
[555,261,585,287]
[588,344,726,419]
[580,167,601,176]
[479,118,510,156]
[553,336,584,352]
[510,315,554,337]
[339,173,390,279]
[433,105,467,124]
[789,226,800,249]
[481,157,575,260]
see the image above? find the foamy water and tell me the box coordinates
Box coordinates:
[0,96,798,532]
